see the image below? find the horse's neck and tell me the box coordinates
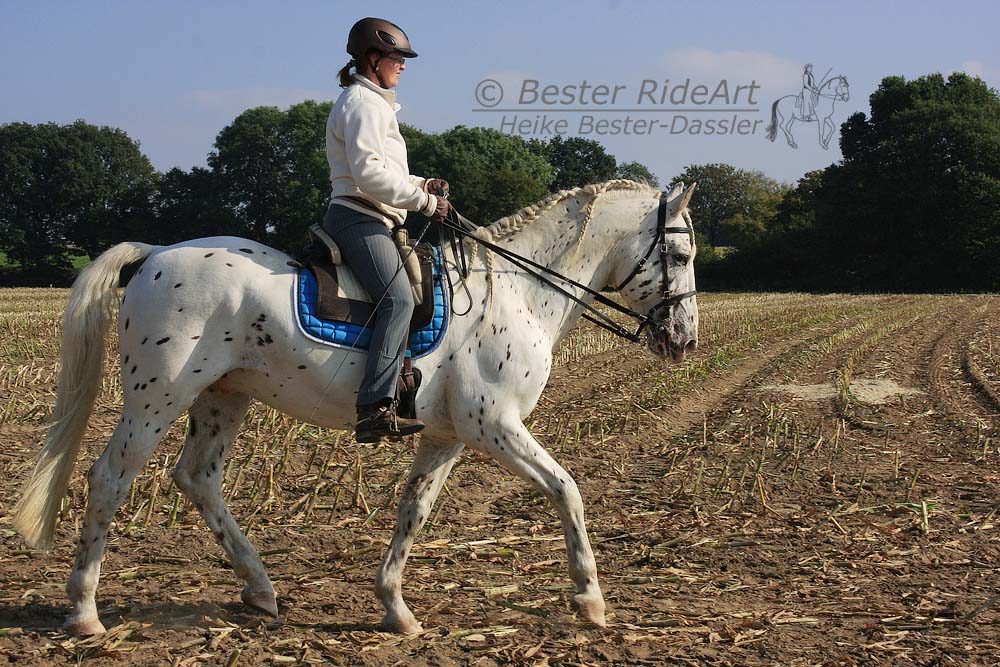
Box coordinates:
[489,198,643,345]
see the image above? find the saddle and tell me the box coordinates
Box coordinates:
[304,224,434,418]
[306,223,435,332]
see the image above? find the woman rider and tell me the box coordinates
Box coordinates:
[324,17,450,442]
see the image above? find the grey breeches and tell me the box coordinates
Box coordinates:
[322,204,413,407]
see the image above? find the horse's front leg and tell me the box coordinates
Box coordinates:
[472,418,606,627]
[820,116,834,149]
[376,437,464,634]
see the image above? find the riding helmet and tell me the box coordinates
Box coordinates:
[347,18,418,59]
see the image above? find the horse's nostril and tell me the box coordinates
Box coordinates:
[684,339,698,353]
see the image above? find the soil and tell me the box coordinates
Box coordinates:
[1,293,998,666]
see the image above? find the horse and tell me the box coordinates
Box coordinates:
[765,75,850,149]
[13,179,699,636]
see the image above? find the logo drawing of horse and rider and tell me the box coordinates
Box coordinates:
[766,63,851,150]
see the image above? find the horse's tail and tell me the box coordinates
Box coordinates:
[764,98,780,142]
[14,241,157,549]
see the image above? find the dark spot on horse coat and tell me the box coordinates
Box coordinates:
[193,369,202,373]
[297,365,307,369]
[174,283,182,288]
[141,337,148,345]
[204,252,214,258]
[154,271,162,280]
[130,365,137,374]
[124,319,130,331]
[156,337,170,345]
[189,419,197,437]
[239,248,254,254]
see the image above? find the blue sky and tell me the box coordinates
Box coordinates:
[2,1,998,187]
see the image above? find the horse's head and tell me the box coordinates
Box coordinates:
[612,182,699,362]
[830,75,850,101]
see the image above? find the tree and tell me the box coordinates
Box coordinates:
[61,121,159,257]
[708,170,826,289]
[209,100,333,250]
[153,167,239,244]
[542,135,618,192]
[616,161,659,188]
[815,72,1000,290]
[405,126,553,224]
[0,121,157,279]
[672,163,787,247]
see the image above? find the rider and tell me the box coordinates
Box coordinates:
[800,63,818,120]
[325,17,451,442]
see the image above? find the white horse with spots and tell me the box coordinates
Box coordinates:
[14,179,699,635]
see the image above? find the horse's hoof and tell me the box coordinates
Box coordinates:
[63,616,107,636]
[241,586,279,618]
[572,592,607,628]
[381,610,423,635]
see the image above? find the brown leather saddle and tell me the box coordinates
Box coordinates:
[302,225,436,418]
[305,247,435,333]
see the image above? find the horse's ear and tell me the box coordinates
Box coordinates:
[665,182,685,202]
[677,181,697,212]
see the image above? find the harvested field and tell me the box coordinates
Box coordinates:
[1,289,999,666]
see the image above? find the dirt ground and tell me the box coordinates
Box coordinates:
[1,292,998,666]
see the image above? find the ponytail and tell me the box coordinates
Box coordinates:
[338,60,355,88]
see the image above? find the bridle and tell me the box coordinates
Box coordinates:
[436,189,697,344]
[615,192,697,338]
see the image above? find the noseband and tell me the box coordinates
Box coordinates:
[616,192,697,335]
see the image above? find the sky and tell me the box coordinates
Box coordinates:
[2,1,998,188]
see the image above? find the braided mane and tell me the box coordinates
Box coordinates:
[481,179,658,243]
[467,179,660,312]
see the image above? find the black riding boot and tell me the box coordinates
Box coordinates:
[355,400,425,443]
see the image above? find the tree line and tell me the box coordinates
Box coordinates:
[694,72,1000,292]
[2,71,998,291]
[0,103,655,285]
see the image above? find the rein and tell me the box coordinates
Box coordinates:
[438,191,696,344]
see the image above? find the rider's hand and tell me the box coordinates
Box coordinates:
[433,196,452,221]
[425,178,450,197]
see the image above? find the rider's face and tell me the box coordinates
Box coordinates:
[371,52,406,88]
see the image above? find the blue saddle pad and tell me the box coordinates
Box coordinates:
[294,247,449,359]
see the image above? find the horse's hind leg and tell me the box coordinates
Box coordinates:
[170,390,278,616]
[782,116,798,148]
[375,436,464,634]
[65,411,174,634]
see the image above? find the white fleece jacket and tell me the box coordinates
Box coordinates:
[326,74,437,227]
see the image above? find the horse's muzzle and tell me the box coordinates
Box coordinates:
[647,330,697,362]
